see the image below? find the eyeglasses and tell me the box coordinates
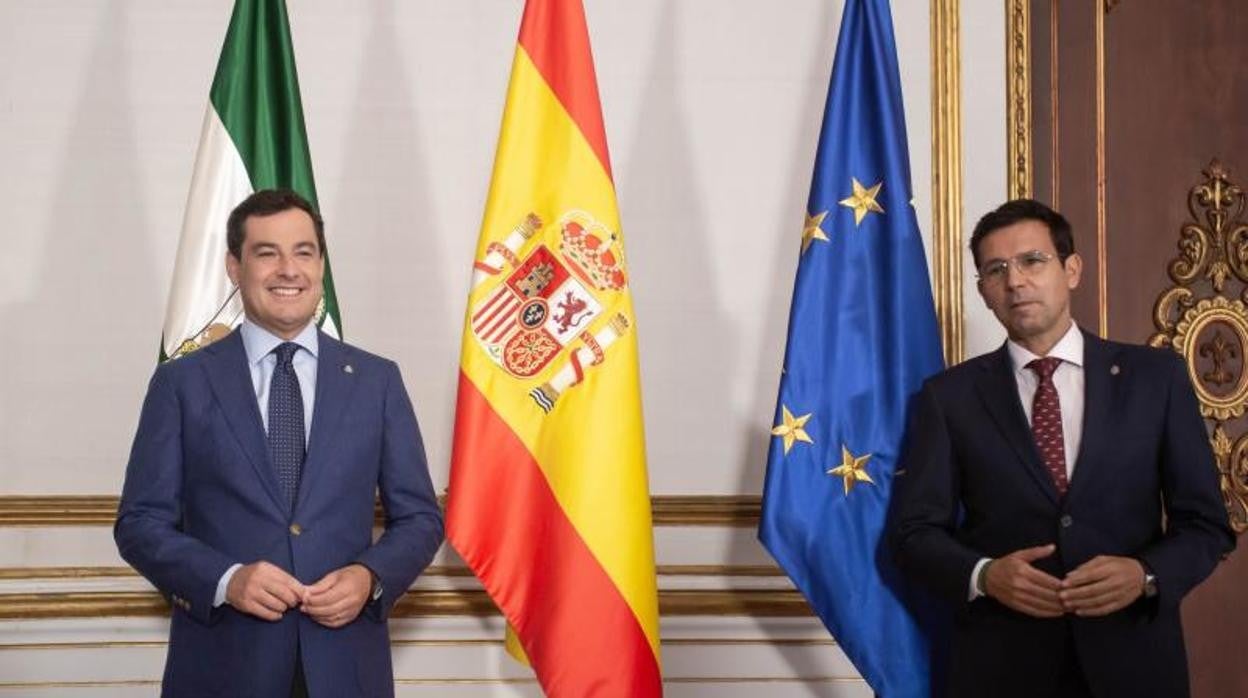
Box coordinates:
[976,250,1057,284]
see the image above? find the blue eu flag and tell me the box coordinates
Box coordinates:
[758,0,944,695]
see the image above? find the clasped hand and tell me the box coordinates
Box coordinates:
[982,544,1146,618]
[224,561,373,628]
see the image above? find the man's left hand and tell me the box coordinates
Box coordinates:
[301,564,373,628]
[1059,556,1145,616]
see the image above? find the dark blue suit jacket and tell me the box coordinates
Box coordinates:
[116,329,444,697]
[892,331,1233,698]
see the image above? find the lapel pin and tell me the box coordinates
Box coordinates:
[1110,364,1120,376]
[344,364,354,374]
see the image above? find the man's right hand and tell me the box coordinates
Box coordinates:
[983,544,1065,618]
[225,561,306,621]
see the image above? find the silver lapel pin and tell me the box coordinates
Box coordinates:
[1110,364,1120,376]
[344,364,354,374]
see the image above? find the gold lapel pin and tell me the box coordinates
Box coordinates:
[344,364,354,374]
[1110,364,1120,376]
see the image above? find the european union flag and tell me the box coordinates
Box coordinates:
[758,1,944,696]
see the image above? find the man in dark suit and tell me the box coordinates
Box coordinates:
[115,189,444,697]
[892,199,1234,697]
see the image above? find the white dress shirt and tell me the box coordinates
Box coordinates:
[969,321,1085,600]
[214,320,319,607]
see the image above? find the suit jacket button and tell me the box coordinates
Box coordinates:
[289,523,302,536]
[1060,514,1073,528]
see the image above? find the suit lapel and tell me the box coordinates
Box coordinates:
[974,344,1062,506]
[1066,331,1114,505]
[295,332,357,513]
[202,330,287,514]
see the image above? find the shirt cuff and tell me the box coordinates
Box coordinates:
[213,563,243,608]
[968,557,992,601]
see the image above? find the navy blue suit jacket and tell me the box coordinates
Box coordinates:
[892,332,1233,698]
[116,329,444,697]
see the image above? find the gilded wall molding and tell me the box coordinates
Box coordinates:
[1005,0,1032,199]
[931,0,965,364]
[0,495,763,528]
[1094,0,1109,336]
[0,678,859,690]
[0,564,785,580]
[0,588,811,620]
[1149,161,1248,532]
[0,496,117,525]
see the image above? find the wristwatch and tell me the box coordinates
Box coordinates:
[1142,570,1158,599]
[370,572,384,602]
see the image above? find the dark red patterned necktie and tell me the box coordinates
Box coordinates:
[1027,357,1069,497]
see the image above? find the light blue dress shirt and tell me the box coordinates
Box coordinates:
[214,320,319,607]
[239,319,319,443]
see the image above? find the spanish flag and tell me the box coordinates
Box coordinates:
[445,0,662,695]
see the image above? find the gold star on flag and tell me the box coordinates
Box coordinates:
[801,210,829,254]
[827,445,875,495]
[771,405,814,454]
[839,178,884,226]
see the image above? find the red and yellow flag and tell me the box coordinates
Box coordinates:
[445,0,661,695]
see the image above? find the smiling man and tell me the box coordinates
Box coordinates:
[116,189,443,697]
[891,199,1234,698]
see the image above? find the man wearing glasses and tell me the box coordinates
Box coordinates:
[892,199,1233,698]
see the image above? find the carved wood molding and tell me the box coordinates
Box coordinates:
[0,494,764,528]
[1149,161,1248,532]
[1005,0,1031,200]
[0,589,811,620]
[931,0,965,364]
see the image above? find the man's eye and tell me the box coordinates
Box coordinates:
[1020,255,1046,268]
[255,249,276,257]
[984,263,1007,278]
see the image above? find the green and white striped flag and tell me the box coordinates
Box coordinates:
[161,0,341,361]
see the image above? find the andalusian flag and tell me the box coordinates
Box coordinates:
[446,0,661,695]
[160,0,340,360]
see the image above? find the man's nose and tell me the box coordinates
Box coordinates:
[276,253,299,275]
[1004,260,1026,288]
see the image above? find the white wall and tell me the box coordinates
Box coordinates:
[0,0,952,496]
[961,0,1009,357]
[0,0,1008,693]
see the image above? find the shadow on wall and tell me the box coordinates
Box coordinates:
[621,0,734,492]
[0,0,161,493]
[325,0,456,481]
[734,0,847,692]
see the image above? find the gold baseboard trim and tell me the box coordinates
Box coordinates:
[0,567,135,580]
[0,637,835,652]
[0,588,811,620]
[0,682,161,690]
[650,495,762,526]
[0,495,764,528]
[0,497,117,526]
[0,564,784,581]
[0,677,863,689]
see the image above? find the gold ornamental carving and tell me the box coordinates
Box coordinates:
[931,0,964,364]
[1150,161,1248,532]
[1005,0,1031,200]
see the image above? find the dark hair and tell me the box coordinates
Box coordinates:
[226,189,326,259]
[969,199,1073,268]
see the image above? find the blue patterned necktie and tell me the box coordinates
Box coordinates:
[268,342,305,508]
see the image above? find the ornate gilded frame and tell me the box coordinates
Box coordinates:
[1150,162,1248,532]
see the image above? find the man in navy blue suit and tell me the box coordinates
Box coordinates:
[892,199,1234,698]
[116,189,444,697]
